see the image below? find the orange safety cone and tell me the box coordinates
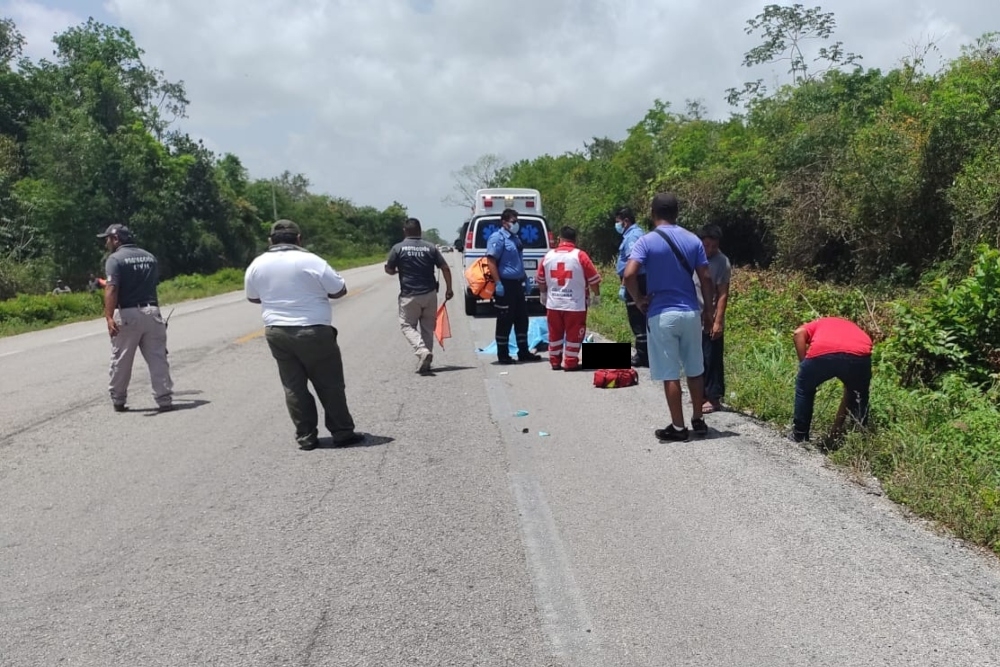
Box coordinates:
[435,302,452,349]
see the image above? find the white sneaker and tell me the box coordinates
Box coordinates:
[417,349,433,374]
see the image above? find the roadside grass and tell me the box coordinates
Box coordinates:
[0,253,384,338]
[588,262,1000,556]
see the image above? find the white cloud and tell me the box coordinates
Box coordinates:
[5,0,998,234]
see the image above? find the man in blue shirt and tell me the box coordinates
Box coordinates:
[486,208,542,364]
[624,193,715,442]
[614,206,648,367]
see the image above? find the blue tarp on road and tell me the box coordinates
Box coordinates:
[477,317,549,355]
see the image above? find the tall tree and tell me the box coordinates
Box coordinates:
[40,18,189,138]
[726,4,862,107]
[442,153,510,210]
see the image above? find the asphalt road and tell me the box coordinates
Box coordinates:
[2,253,999,667]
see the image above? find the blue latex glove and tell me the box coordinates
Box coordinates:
[494,281,505,297]
[618,285,627,302]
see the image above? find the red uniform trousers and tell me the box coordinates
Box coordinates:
[547,308,588,370]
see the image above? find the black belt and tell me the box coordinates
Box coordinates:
[121,302,158,308]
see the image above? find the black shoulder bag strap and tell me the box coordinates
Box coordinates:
[653,228,694,276]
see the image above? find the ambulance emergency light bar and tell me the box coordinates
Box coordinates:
[481,194,536,209]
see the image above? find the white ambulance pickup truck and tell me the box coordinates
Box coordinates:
[460,188,553,316]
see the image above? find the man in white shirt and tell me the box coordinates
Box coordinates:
[244,219,364,450]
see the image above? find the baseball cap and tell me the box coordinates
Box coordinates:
[270,219,301,236]
[96,223,133,240]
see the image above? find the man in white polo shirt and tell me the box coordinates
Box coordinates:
[244,220,364,450]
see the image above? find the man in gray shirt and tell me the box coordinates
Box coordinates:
[697,224,732,413]
[385,218,454,374]
[98,223,174,413]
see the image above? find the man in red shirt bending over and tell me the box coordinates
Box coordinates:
[536,226,602,371]
[791,316,873,443]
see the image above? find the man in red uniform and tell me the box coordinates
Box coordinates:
[536,226,602,371]
[791,316,873,442]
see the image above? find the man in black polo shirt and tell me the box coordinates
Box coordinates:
[385,218,454,374]
[97,224,174,413]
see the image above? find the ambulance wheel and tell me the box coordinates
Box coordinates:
[465,289,477,316]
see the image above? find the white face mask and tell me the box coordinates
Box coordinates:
[508,222,520,235]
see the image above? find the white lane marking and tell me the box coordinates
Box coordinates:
[171,299,245,318]
[0,350,22,358]
[59,332,102,343]
[485,376,602,665]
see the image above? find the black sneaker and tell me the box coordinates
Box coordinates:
[691,418,708,437]
[498,356,516,365]
[333,432,366,447]
[518,352,542,362]
[156,404,175,413]
[113,404,128,413]
[298,438,320,451]
[655,425,689,442]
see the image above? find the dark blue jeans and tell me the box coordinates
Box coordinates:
[702,332,725,402]
[625,274,648,364]
[494,278,529,358]
[792,353,871,441]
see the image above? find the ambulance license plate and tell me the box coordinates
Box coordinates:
[523,259,537,269]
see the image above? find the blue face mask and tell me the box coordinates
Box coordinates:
[615,222,624,235]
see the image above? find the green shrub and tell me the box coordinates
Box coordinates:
[1,254,384,337]
[0,292,103,327]
[883,244,1000,387]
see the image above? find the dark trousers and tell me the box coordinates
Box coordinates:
[702,332,725,402]
[793,353,872,441]
[494,278,530,359]
[624,273,648,364]
[264,325,356,446]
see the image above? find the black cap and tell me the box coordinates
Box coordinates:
[270,219,301,236]
[97,224,134,241]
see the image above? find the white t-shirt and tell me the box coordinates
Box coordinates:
[244,245,347,327]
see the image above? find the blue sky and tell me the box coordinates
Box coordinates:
[2,0,996,237]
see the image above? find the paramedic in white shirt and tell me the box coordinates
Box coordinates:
[535,225,602,371]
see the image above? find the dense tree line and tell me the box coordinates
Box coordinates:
[464,6,1000,286]
[0,17,407,300]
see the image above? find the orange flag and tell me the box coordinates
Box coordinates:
[435,302,452,348]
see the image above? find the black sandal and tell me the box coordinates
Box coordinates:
[691,418,708,437]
